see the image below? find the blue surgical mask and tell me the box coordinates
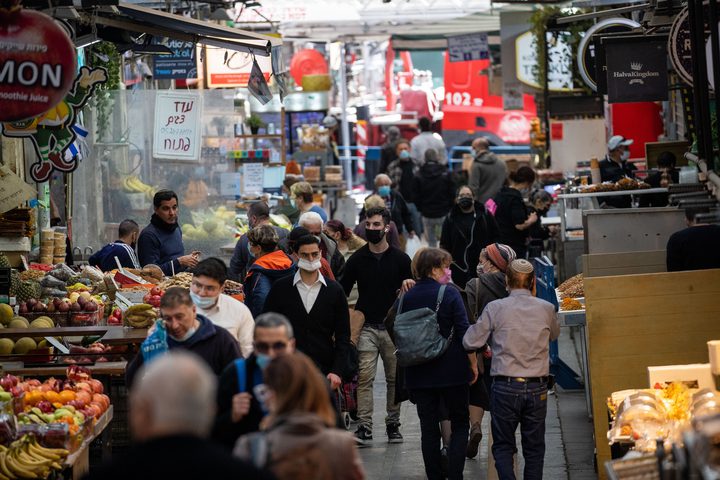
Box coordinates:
[247,241,255,258]
[190,291,217,310]
[169,325,197,343]
[289,198,297,208]
[378,185,391,197]
[399,150,410,160]
[256,353,271,370]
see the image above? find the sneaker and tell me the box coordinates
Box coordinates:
[466,423,483,459]
[386,424,403,443]
[440,446,449,477]
[355,425,373,441]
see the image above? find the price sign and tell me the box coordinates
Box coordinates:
[153,91,202,160]
[447,33,489,62]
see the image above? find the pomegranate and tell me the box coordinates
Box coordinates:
[0,1,76,122]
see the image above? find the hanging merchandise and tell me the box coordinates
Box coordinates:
[248,58,272,105]
[0,1,77,122]
[1,67,107,182]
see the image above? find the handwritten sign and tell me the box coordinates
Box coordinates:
[0,165,36,215]
[448,33,489,62]
[153,91,202,160]
[242,162,264,195]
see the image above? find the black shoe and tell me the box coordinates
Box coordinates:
[466,423,483,459]
[440,446,449,477]
[355,425,372,441]
[386,424,403,443]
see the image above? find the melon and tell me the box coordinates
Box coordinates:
[13,337,36,354]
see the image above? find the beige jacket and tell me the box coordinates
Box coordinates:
[234,413,364,480]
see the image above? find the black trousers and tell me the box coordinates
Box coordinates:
[411,384,470,480]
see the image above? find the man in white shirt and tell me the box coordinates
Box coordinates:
[263,234,353,390]
[411,116,447,166]
[189,258,254,358]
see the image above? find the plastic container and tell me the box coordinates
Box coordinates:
[68,311,100,327]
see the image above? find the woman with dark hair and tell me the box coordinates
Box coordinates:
[324,219,366,259]
[234,352,364,480]
[493,166,537,258]
[463,243,517,459]
[389,248,477,480]
[440,185,499,287]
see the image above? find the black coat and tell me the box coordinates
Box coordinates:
[493,186,530,257]
[263,275,354,380]
[81,435,274,480]
[413,161,455,219]
[440,202,499,287]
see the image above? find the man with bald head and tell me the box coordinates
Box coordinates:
[463,259,559,480]
[469,137,508,204]
[83,352,273,480]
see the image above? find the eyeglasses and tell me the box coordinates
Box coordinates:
[254,341,288,354]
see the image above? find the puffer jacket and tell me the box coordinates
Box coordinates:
[414,161,455,218]
[244,250,294,317]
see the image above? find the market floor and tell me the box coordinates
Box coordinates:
[357,327,598,479]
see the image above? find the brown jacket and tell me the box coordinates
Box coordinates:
[234,413,364,480]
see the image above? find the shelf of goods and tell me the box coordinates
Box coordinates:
[0,366,113,480]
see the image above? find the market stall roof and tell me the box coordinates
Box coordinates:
[88,3,281,56]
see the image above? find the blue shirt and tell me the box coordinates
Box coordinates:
[89,241,140,272]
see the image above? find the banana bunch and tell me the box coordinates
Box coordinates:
[124,304,158,329]
[122,175,158,201]
[0,436,68,480]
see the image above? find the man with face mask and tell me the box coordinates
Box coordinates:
[212,312,296,449]
[387,141,422,238]
[600,135,636,182]
[190,258,254,358]
[89,219,141,271]
[341,207,412,443]
[126,287,240,388]
[229,201,288,281]
[360,174,415,240]
[298,211,345,279]
[263,235,353,390]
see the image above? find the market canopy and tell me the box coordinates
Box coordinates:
[87,3,281,56]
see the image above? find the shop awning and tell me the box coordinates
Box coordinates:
[391,33,501,52]
[89,3,281,56]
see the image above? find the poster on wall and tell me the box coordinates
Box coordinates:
[204,47,272,88]
[447,33,489,62]
[1,67,107,183]
[153,91,203,160]
[515,31,574,91]
[605,39,668,103]
[152,39,196,80]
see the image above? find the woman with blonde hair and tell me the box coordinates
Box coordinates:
[234,352,365,480]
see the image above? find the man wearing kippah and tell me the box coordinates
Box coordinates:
[462,259,559,480]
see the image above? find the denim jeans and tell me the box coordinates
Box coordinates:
[412,385,470,480]
[490,380,548,480]
[422,216,445,248]
[357,326,401,430]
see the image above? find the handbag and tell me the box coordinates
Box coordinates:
[392,285,453,367]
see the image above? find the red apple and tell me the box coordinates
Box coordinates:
[148,295,162,308]
[36,400,53,413]
[150,286,163,297]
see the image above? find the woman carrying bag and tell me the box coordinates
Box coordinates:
[387,248,478,480]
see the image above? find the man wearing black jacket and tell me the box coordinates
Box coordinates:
[414,148,456,247]
[263,234,353,388]
[212,313,296,449]
[341,207,412,443]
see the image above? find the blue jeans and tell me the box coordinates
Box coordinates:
[490,380,548,480]
[411,385,469,480]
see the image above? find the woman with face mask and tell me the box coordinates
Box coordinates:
[439,186,500,288]
[386,247,477,480]
[492,166,537,259]
[463,243,516,460]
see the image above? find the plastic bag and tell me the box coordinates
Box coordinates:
[39,275,66,289]
[141,320,168,364]
[80,265,104,283]
[49,264,75,282]
[405,235,422,260]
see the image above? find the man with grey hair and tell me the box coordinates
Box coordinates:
[83,352,272,480]
[298,211,345,278]
[463,259,559,480]
[212,313,296,448]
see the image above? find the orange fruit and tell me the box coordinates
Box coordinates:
[58,390,75,404]
[25,391,42,406]
[44,391,60,404]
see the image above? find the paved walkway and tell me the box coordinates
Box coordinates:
[357,328,598,479]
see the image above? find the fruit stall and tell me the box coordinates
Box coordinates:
[0,366,113,480]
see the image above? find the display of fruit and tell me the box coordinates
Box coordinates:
[0,435,69,480]
[122,175,159,201]
[7,319,27,330]
[123,304,157,329]
[0,305,12,327]
[0,254,9,269]
[0,340,14,356]
[13,339,37,355]
[142,287,164,308]
[107,307,123,326]
[14,281,41,303]
[8,271,19,299]
[158,272,192,290]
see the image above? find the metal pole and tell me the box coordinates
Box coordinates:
[543,21,551,166]
[338,42,353,191]
[709,0,720,166]
[689,0,711,160]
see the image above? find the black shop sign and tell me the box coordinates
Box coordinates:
[605,39,668,103]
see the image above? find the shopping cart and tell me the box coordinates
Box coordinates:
[335,375,358,430]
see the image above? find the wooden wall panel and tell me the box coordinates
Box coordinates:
[585,269,720,479]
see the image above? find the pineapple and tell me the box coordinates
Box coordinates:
[16,280,41,302]
[9,270,19,297]
[0,253,9,268]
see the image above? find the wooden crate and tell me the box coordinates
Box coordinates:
[585,269,720,479]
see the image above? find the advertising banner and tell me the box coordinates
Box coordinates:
[152,40,196,80]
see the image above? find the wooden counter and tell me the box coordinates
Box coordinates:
[65,405,114,480]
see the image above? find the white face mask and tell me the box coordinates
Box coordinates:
[170,325,197,342]
[621,150,630,161]
[298,258,322,272]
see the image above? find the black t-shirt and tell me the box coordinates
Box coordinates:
[666,224,720,272]
[399,162,416,203]
[493,186,529,253]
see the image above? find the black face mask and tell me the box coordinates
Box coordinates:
[458,197,473,210]
[365,228,386,244]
